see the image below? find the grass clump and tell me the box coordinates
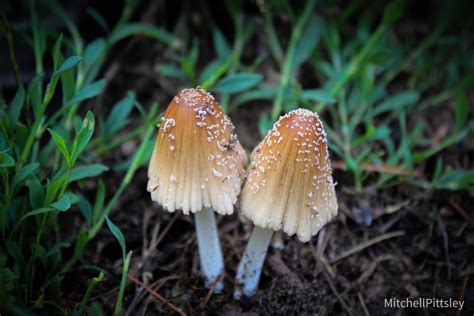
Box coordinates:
[0,0,171,313]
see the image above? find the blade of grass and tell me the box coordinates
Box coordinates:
[77,272,104,315]
[272,0,316,120]
[114,251,131,316]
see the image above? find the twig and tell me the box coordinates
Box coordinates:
[321,268,353,316]
[203,275,222,305]
[314,229,337,277]
[91,285,119,301]
[332,161,420,176]
[435,210,452,280]
[357,292,370,316]
[268,254,304,289]
[330,231,405,263]
[125,275,179,316]
[155,211,181,248]
[224,235,241,259]
[449,200,474,227]
[127,274,187,316]
[457,276,468,316]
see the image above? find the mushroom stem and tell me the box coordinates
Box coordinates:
[234,225,274,299]
[194,207,224,292]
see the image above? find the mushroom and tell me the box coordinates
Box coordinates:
[147,87,246,292]
[234,108,338,298]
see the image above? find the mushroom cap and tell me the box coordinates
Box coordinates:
[240,108,338,242]
[147,87,246,215]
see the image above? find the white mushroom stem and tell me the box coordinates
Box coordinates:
[194,207,224,292]
[234,226,274,299]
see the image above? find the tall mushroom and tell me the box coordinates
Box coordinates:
[234,108,338,298]
[147,87,246,292]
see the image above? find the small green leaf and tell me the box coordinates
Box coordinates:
[53,56,82,76]
[61,65,76,102]
[110,23,177,47]
[77,192,92,226]
[9,85,25,129]
[113,138,154,172]
[52,33,64,70]
[71,111,95,162]
[43,242,71,258]
[455,90,469,131]
[293,14,321,69]
[83,38,106,70]
[413,128,470,162]
[69,164,109,183]
[12,163,40,192]
[106,217,126,259]
[44,176,65,207]
[28,75,43,117]
[434,169,474,191]
[104,94,134,140]
[5,240,25,270]
[28,176,44,209]
[0,150,15,167]
[157,63,185,80]
[382,0,405,25]
[258,114,273,138]
[233,87,277,108]
[14,207,54,231]
[51,195,71,212]
[67,80,105,105]
[93,180,105,224]
[373,91,419,116]
[48,128,71,165]
[214,73,263,94]
[199,59,225,84]
[179,39,199,79]
[213,27,231,59]
[301,89,336,104]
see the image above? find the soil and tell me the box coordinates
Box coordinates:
[65,166,474,315]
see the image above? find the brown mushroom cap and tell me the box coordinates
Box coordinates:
[147,87,246,215]
[240,108,338,242]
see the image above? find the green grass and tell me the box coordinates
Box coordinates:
[0,0,167,313]
[158,0,472,193]
[1,0,473,314]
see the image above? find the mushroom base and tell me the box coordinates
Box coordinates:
[234,226,274,299]
[194,208,224,292]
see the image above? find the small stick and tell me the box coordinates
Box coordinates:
[435,210,452,280]
[155,211,181,248]
[457,276,468,316]
[321,268,353,316]
[332,161,421,176]
[203,275,222,305]
[224,234,242,259]
[127,274,187,316]
[449,200,474,227]
[330,231,405,263]
[357,292,370,316]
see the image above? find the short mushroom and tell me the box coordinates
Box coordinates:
[148,87,246,292]
[234,108,338,298]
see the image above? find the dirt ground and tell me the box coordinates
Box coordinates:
[63,154,474,315]
[61,93,474,315]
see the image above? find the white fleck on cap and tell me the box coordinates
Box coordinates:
[240,108,338,242]
[147,87,247,215]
